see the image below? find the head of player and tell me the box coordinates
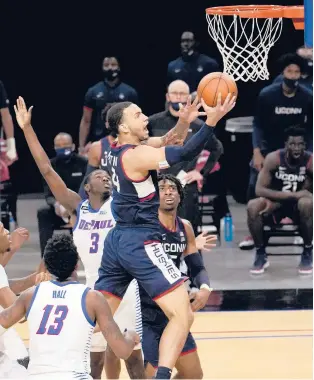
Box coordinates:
[284,126,306,161]
[83,169,112,202]
[278,53,307,94]
[158,174,184,214]
[43,234,78,282]
[107,102,149,145]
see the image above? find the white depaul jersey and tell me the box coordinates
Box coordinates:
[27,281,95,378]
[73,198,115,287]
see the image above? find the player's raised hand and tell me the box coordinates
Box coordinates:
[14,97,33,129]
[10,228,30,252]
[178,95,206,124]
[35,272,52,285]
[201,93,236,126]
[195,232,217,252]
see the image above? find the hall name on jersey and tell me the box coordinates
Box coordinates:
[52,290,67,299]
[78,219,114,230]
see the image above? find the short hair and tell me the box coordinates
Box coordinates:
[158,173,185,207]
[107,102,133,137]
[83,169,111,188]
[43,234,79,282]
[278,53,307,73]
[284,126,306,141]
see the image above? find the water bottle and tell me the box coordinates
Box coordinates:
[224,213,233,242]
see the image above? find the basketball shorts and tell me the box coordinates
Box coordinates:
[142,322,197,368]
[95,225,185,300]
[0,354,27,379]
[266,200,299,224]
[92,280,142,352]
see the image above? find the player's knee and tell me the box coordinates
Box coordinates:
[298,196,313,214]
[247,198,264,216]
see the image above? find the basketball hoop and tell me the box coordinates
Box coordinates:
[205,5,304,82]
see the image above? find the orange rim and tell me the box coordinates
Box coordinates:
[206,5,304,20]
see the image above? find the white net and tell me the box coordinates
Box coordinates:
[206,13,283,82]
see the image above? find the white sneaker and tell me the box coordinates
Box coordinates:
[239,236,255,250]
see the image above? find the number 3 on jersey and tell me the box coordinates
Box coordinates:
[37,305,68,335]
[111,167,120,192]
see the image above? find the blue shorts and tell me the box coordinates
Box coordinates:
[94,225,184,300]
[142,321,197,368]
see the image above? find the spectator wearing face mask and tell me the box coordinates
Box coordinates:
[273,46,313,91]
[78,56,138,155]
[167,31,220,93]
[37,133,87,256]
[239,53,313,250]
[149,80,223,234]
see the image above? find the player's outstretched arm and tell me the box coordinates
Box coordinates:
[89,290,139,360]
[123,94,235,174]
[146,96,206,148]
[14,97,81,213]
[256,152,300,201]
[182,220,212,312]
[0,287,33,333]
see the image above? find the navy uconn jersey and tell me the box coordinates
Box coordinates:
[106,142,160,225]
[100,136,111,170]
[272,149,312,192]
[140,217,187,324]
[160,217,187,268]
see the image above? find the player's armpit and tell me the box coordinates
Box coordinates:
[0,288,32,329]
[43,168,81,213]
[89,290,135,360]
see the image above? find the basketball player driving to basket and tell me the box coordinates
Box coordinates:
[93,94,235,379]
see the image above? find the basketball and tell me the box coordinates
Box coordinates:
[197,72,238,107]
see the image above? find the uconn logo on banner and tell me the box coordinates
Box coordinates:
[78,219,114,230]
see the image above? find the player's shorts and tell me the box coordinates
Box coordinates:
[95,225,185,300]
[3,327,28,360]
[92,279,142,352]
[142,322,197,368]
[0,354,27,379]
[265,200,299,224]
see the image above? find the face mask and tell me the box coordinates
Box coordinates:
[283,77,299,90]
[103,69,120,81]
[55,147,72,158]
[169,102,187,111]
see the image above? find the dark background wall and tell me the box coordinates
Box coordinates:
[0,0,304,194]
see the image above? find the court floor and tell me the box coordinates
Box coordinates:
[15,309,312,379]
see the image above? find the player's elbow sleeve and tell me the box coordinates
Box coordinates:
[184,252,210,288]
[165,124,214,166]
